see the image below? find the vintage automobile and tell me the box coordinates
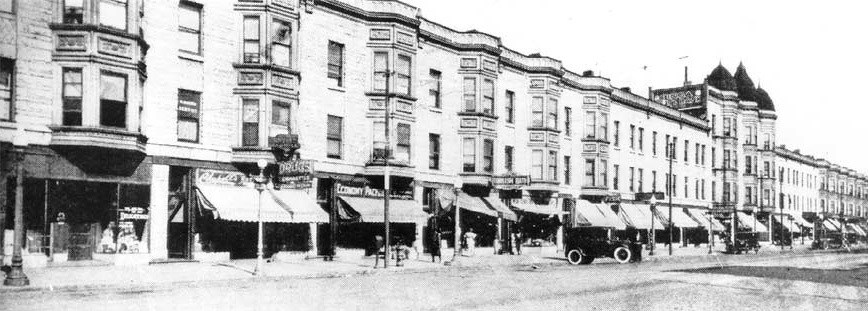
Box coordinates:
[723,232,761,254]
[564,234,643,265]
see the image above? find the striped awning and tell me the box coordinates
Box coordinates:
[618,204,654,229]
[269,189,329,223]
[690,210,726,231]
[481,196,518,221]
[337,196,429,223]
[847,223,867,236]
[197,185,295,223]
[455,193,498,218]
[654,207,702,228]
[511,198,564,216]
[576,200,626,229]
[738,212,769,232]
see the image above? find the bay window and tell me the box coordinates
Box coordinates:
[599,113,608,140]
[548,151,557,181]
[463,77,476,112]
[64,0,84,24]
[242,99,259,146]
[584,159,595,187]
[463,138,476,173]
[271,19,292,67]
[531,150,544,180]
[585,112,596,139]
[599,159,607,187]
[395,123,411,163]
[61,68,82,126]
[271,100,290,139]
[483,139,493,173]
[546,98,557,129]
[99,71,127,128]
[100,0,127,30]
[396,55,411,95]
[531,97,544,127]
[482,79,494,115]
[243,16,260,63]
[373,52,388,92]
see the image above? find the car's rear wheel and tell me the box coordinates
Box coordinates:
[566,249,585,265]
[613,246,632,264]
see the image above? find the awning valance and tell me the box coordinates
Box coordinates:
[737,212,769,232]
[618,204,654,229]
[689,209,725,231]
[577,200,626,229]
[654,207,702,228]
[511,198,564,217]
[269,189,329,223]
[337,196,429,223]
[787,211,813,228]
[482,196,518,221]
[455,193,498,218]
[196,185,295,223]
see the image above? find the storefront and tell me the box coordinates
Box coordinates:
[510,195,563,250]
[332,183,429,254]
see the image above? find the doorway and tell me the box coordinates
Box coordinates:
[167,166,195,259]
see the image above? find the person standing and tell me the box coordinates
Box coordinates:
[463,228,477,256]
[431,230,442,263]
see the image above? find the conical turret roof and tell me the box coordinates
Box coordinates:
[706,63,737,92]
[733,62,758,102]
[756,87,775,111]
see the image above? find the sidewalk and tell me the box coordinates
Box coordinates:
[0,242,861,293]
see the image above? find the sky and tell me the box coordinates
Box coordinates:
[402,0,868,173]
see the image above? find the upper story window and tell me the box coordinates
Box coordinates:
[243,16,260,63]
[531,149,543,180]
[395,123,411,163]
[564,107,571,137]
[584,111,595,139]
[629,125,635,149]
[241,99,259,146]
[638,127,644,151]
[177,89,200,142]
[463,138,476,173]
[64,0,85,24]
[723,117,732,136]
[463,77,476,112]
[271,19,292,67]
[100,0,128,30]
[429,133,440,170]
[429,70,442,109]
[564,156,571,185]
[0,0,11,13]
[652,131,657,155]
[396,55,411,96]
[599,113,608,140]
[546,98,557,129]
[613,121,620,146]
[481,79,494,115]
[99,71,127,128]
[548,151,557,181]
[483,139,494,173]
[583,158,595,187]
[504,146,514,172]
[179,2,202,54]
[530,97,543,127]
[373,52,388,92]
[504,91,514,123]
[327,41,344,87]
[326,115,343,159]
[1,58,14,121]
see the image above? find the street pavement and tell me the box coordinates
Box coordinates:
[2,245,867,310]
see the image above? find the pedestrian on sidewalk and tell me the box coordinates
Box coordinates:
[431,230,442,263]
[513,231,522,255]
[463,229,477,256]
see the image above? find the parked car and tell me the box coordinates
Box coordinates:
[723,232,761,254]
[564,233,643,265]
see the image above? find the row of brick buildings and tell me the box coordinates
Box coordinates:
[1,0,865,266]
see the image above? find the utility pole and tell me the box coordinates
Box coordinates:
[453,186,461,262]
[779,167,784,251]
[668,141,674,256]
[383,70,392,268]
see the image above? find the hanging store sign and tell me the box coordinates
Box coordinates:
[336,183,412,200]
[276,159,314,189]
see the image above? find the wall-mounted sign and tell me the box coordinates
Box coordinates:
[603,194,622,203]
[492,174,530,187]
[197,169,249,187]
[652,85,705,109]
[336,183,413,200]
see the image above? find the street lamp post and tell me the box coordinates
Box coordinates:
[254,159,268,276]
[5,130,29,286]
[382,70,393,269]
[649,196,657,256]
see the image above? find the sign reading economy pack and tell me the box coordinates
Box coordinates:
[336,184,412,200]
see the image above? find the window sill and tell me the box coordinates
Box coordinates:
[505,123,515,129]
[179,52,204,63]
[428,107,443,114]
[328,86,346,93]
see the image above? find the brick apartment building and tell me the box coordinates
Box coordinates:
[1,0,866,267]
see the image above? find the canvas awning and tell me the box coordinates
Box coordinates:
[847,223,867,236]
[511,198,564,216]
[691,210,726,231]
[269,189,329,223]
[618,204,654,229]
[196,185,295,223]
[771,214,798,232]
[454,193,499,218]
[576,200,626,229]
[654,207,702,228]
[787,211,813,228]
[737,212,769,232]
[481,196,518,221]
[337,196,429,223]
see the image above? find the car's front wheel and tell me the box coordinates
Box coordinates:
[613,246,632,264]
[566,249,586,265]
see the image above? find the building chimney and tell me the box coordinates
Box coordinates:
[683,66,691,86]
[620,87,631,92]
[582,70,594,77]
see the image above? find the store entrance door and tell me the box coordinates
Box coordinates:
[167,167,194,260]
[68,223,96,261]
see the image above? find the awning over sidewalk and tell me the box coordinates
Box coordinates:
[737,212,769,232]
[847,223,867,236]
[481,196,518,221]
[196,185,295,223]
[771,214,798,232]
[455,193,499,218]
[690,210,725,231]
[577,200,626,229]
[337,196,429,223]
[618,204,654,229]
[654,207,702,228]
[269,189,329,223]
[510,198,564,216]
[824,219,845,231]
[787,211,813,228]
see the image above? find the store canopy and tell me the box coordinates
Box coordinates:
[738,212,769,232]
[196,185,295,223]
[691,210,726,231]
[337,196,429,223]
[576,200,626,229]
[771,214,798,232]
[481,196,518,221]
[823,219,839,231]
[787,211,813,228]
[454,193,499,218]
[269,189,329,223]
[847,223,867,236]
[618,204,654,229]
[654,208,702,228]
[511,199,564,217]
